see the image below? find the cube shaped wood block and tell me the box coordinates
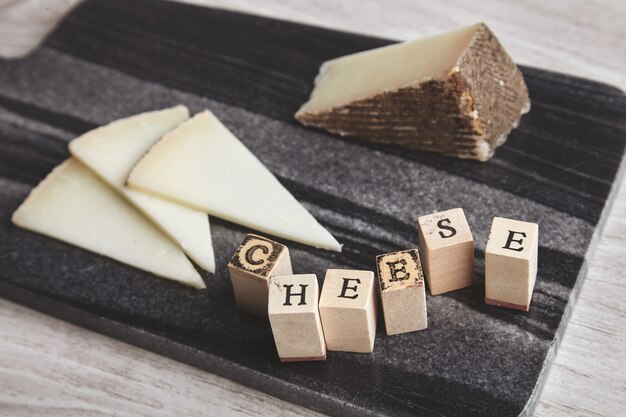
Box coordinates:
[268,274,327,362]
[227,234,292,318]
[376,249,427,335]
[485,217,539,311]
[417,208,475,295]
[319,269,377,353]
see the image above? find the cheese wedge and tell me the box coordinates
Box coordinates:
[127,111,341,252]
[295,23,530,161]
[12,159,205,289]
[68,106,215,273]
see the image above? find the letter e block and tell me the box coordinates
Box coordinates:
[268,274,326,362]
[485,217,539,311]
[319,269,377,353]
[228,234,292,319]
[417,208,475,295]
[376,249,427,335]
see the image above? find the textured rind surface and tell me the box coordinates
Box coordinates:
[296,23,530,161]
[457,24,531,160]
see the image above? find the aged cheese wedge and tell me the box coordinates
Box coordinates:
[295,23,530,161]
[12,159,205,289]
[68,106,215,273]
[127,111,341,252]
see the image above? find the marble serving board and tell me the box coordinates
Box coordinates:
[0,1,625,416]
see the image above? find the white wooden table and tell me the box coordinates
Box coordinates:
[1,1,625,416]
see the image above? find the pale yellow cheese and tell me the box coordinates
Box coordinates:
[296,23,480,116]
[68,106,215,272]
[127,111,341,252]
[12,159,205,289]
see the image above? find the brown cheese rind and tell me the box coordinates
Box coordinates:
[457,24,531,159]
[295,24,530,162]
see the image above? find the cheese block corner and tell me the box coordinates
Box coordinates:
[295,23,530,161]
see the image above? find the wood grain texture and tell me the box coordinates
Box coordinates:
[0,1,624,417]
[0,0,80,58]
[0,297,320,417]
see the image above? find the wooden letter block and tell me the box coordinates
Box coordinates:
[227,234,292,319]
[485,217,539,311]
[268,274,326,362]
[319,269,377,353]
[417,208,475,295]
[376,249,427,335]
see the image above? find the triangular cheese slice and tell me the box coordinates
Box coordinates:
[12,159,205,289]
[127,111,341,252]
[68,106,215,273]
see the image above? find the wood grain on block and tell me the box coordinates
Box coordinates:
[295,23,529,161]
[485,217,539,312]
[376,250,427,335]
[227,234,292,318]
[417,208,475,295]
[318,269,377,353]
[268,274,326,362]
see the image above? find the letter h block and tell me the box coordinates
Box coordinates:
[319,269,377,353]
[485,217,539,311]
[417,208,475,295]
[228,234,292,319]
[268,274,327,362]
[376,249,427,335]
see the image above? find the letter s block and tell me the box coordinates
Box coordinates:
[376,249,427,335]
[485,217,539,311]
[417,208,475,295]
[228,234,292,319]
[319,269,377,353]
[268,274,326,362]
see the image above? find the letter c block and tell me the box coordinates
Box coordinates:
[228,234,292,319]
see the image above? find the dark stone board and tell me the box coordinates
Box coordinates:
[0,0,625,415]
